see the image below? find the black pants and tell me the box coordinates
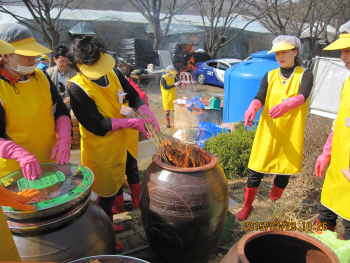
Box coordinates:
[116,151,140,197]
[247,169,290,189]
[98,151,140,213]
[96,195,115,217]
[318,202,350,240]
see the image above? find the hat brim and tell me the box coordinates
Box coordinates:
[267,43,296,54]
[11,38,52,56]
[169,70,177,75]
[0,39,15,54]
[324,34,350,50]
[77,53,116,79]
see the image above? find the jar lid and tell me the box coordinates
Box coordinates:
[0,163,94,220]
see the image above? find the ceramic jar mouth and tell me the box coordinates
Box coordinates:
[152,150,218,173]
[237,231,340,263]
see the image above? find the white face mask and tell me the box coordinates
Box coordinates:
[8,55,36,75]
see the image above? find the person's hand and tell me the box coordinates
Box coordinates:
[64,97,71,105]
[137,105,160,135]
[341,169,350,182]
[0,138,42,180]
[269,94,304,119]
[315,132,333,178]
[315,154,331,178]
[175,81,181,87]
[0,187,40,211]
[111,118,151,139]
[51,115,71,165]
[244,99,262,127]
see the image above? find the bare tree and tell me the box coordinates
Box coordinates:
[247,0,307,37]
[252,0,348,57]
[126,0,192,50]
[194,0,270,59]
[0,0,79,59]
[295,0,347,57]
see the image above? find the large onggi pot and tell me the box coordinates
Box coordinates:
[0,163,116,262]
[140,151,229,263]
[220,231,340,263]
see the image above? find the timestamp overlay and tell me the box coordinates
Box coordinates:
[243,221,328,232]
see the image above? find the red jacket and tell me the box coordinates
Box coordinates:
[127,77,149,106]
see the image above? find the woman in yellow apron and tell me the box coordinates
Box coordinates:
[237,35,314,220]
[0,35,50,262]
[160,65,181,128]
[67,36,159,252]
[0,23,71,181]
[315,21,350,240]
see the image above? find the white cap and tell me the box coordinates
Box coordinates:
[340,21,350,34]
[267,35,301,54]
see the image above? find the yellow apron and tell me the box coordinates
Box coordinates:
[321,77,350,220]
[160,75,176,110]
[69,70,129,197]
[127,130,139,159]
[0,69,57,177]
[248,66,309,175]
[0,205,21,261]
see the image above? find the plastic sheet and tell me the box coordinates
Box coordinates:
[196,121,230,148]
[309,231,350,262]
[186,94,205,112]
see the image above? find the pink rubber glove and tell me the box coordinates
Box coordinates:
[0,186,40,211]
[315,132,333,178]
[111,118,151,139]
[51,115,72,165]
[244,99,262,127]
[137,105,160,134]
[0,138,42,180]
[269,94,305,119]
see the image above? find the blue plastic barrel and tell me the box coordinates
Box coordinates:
[223,50,279,123]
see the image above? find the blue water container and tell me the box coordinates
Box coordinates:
[223,50,279,123]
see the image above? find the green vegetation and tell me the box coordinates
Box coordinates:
[203,123,256,179]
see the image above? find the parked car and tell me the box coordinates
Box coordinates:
[193,58,241,86]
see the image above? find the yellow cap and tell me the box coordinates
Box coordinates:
[11,38,52,56]
[0,39,15,54]
[77,53,116,79]
[324,34,350,50]
[41,54,49,60]
[267,42,296,54]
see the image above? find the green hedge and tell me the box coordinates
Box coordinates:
[203,124,256,179]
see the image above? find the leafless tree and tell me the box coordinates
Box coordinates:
[193,0,271,59]
[295,0,347,57]
[252,0,348,57]
[126,0,192,50]
[248,0,306,37]
[0,0,79,64]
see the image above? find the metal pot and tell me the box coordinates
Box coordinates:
[8,197,90,234]
[1,163,93,221]
[220,230,340,263]
[69,255,150,263]
[13,201,116,262]
[140,151,229,263]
